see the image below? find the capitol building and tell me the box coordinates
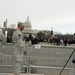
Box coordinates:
[2,17,52,43]
[23,16,33,35]
[23,16,39,37]
[2,16,39,40]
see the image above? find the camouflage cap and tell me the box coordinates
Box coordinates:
[18,22,25,26]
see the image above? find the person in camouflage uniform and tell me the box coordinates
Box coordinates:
[12,22,26,75]
[0,29,6,62]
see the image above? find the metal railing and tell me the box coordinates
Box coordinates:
[0,43,75,75]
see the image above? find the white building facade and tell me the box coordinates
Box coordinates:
[23,16,33,37]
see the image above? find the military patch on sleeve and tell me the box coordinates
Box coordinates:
[18,34,21,39]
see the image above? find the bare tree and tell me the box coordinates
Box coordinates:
[10,24,16,29]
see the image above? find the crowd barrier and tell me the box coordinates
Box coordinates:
[0,43,75,75]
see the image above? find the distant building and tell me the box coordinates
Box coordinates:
[4,19,7,28]
[33,29,40,36]
[23,16,33,37]
[2,28,15,43]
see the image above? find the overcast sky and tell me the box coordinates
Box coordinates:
[0,0,75,34]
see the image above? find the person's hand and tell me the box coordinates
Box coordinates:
[72,59,75,63]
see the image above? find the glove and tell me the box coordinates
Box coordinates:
[72,59,75,63]
[24,51,27,55]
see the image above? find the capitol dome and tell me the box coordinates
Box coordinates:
[25,16,32,27]
[23,16,33,35]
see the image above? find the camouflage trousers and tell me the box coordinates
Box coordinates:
[13,47,24,75]
[13,62,23,75]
